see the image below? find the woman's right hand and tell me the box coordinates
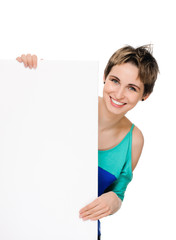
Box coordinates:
[16,54,38,69]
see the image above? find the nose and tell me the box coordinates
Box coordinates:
[114,86,125,100]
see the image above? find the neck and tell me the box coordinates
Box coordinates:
[98,96,125,132]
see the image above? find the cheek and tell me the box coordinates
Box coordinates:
[103,87,111,102]
[129,95,142,106]
[103,83,114,93]
[123,91,141,105]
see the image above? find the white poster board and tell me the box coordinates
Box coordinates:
[0,60,98,240]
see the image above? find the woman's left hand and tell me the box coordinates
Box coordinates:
[16,54,38,69]
[79,191,122,221]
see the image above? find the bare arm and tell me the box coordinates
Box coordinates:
[131,126,144,171]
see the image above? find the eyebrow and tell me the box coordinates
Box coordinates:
[109,75,141,90]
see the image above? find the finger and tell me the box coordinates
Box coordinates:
[80,204,102,218]
[79,199,99,214]
[91,211,110,221]
[32,55,37,68]
[82,203,111,220]
[82,207,109,220]
[16,57,22,63]
[26,54,32,69]
[21,54,28,67]
[90,206,111,220]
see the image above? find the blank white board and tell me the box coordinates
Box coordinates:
[0,60,98,240]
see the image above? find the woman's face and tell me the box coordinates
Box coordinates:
[103,62,147,115]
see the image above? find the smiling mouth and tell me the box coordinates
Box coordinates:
[110,97,126,106]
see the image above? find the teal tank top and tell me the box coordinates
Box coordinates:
[98,124,134,236]
[98,123,134,200]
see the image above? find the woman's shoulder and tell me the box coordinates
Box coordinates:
[132,125,144,142]
[131,124,144,171]
[123,117,144,171]
[124,117,144,142]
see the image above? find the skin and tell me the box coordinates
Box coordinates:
[16,54,38,69]
[79,63,149,221]
[16,55,149,221]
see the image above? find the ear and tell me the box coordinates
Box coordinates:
[142,93,150,101]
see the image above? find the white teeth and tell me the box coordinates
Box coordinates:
[111,98,125,105]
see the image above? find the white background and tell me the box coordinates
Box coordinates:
[0,0,176,239]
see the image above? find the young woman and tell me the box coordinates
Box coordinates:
[16,45,159,239]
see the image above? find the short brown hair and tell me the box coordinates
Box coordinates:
[104,45,159,96]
